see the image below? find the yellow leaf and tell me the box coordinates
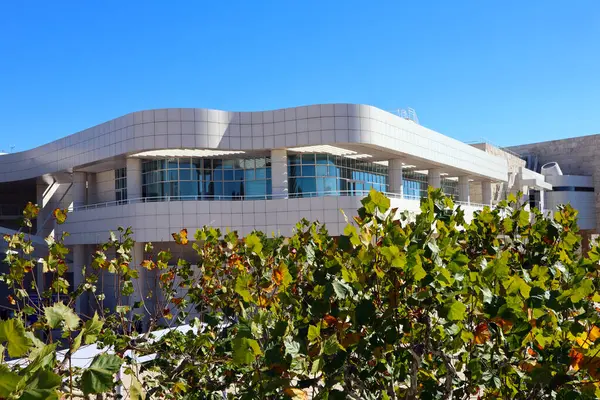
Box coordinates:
[180,228,188,245]
[284,388,307,400]
[173,382,187,394]
[141,260,156,270]
[53,208,67,224]
[571,348,585,371]
[589,326,600,342]
[172,229,189,245]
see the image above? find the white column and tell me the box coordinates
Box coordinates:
[271,149,288,199]
[72,172,87,209]
[126,158,143,201]
[388,159,403,196]
[458,176,470,204]
[482,181,493,206]
[131,242,145,305]
[87,172,97,205]
[73,244,86,315]
[428,169,442,189]
[36,181,47,231]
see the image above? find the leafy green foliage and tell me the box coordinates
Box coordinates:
[0,319,30,357]
[81,354,123,395]
[3,189,600,399]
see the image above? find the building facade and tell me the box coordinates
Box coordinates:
[0,104,549,314]
[510,135,600,247]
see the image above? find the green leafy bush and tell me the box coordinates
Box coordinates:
[2,189,600,399]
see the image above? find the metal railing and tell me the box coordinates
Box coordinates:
[71,191,488,213]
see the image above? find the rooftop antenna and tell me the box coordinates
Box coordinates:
[9,145,15,153]
[407,108,419,124]
[393,108,420,124]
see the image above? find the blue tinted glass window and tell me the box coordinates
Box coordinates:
[142,156,272,201]
[180,169,191,181]
[213,181,223,197]
[316,154,328,164]
[302,154,315,164]
[302,165,315,177]
[179,159,192,169]
[316,165,328,176]
[255,168,266,179]
[245,181,266,198]
[294,177,316,196]
[180,181,198,197]
[224,182,242,198]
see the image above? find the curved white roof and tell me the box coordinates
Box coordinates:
[0,104,508,183]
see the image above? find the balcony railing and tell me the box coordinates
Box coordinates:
[71,191,488,213]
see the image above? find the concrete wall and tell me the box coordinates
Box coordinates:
[95,170,116,203]
[471,143,527,202]
[510,134,600,232]
[58,196,485,245]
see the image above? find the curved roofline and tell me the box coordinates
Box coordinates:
[0,103,508,183]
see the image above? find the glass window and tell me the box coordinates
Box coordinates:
[288,155,300,165]
[298,154,310,164]
[316,154,328,164]
[179,159,192,169]
[115,168,127,202]
[255,168,266,179]
[301,165,315,177]
[180,181,198,197]
[141,156,272,201]
[180,169,191,181]
[286,153,388,198]
[316,165,328,176]
[224,182,242,199]
[245,180,266,199]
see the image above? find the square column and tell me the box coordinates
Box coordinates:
[482,180,493,206]
[72,172,87,209]
[271,149,288,199]
[428,169,442,189]
[72,244,87,315]
[458,176,470,204]
[87,172,97,204]
[388,159,403,196]
[126,158,143,201]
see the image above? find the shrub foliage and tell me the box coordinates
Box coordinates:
[2,189,600,399]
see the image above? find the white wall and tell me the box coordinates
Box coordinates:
[59,196,483,245]
[0,104,508,183]
[95,170,115,203]
[544,175,596,230]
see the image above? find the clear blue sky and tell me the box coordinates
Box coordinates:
[1,1,599,151]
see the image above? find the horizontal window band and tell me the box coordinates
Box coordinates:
[551,186,594,192]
